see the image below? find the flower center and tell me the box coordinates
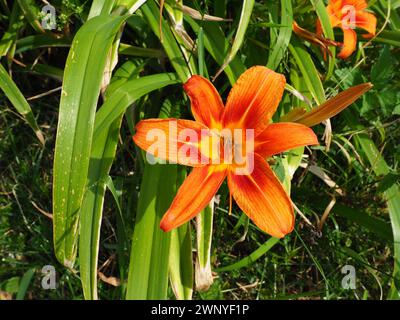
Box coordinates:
[215,129,253,167]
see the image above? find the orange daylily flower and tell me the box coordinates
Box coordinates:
[133,66,319,238]
[317,0,377,59]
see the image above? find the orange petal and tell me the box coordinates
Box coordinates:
[160,165,227,231]
[279,107,307,123]
[133,118,212,166]
[222,66,286,134]
[356,10,376,35]
[326,2,343,27]
[295,83,373,127]
[255,123,318,158]
[329,0,343,11]
[228,153,294,238]
[338,27,357,59]
[344,0,368,11]
[183,75,224,129]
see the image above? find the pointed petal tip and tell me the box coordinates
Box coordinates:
[228,154,295,238]
[159,217,172,232]
[295,82,373,127]
[260,208,294,239]
[183,74,200,88]
[183,74,224,128]
[272,205,295,238]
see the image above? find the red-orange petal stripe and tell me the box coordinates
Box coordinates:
[133,118,212,166]
[222,66,286,134]
[183,75,224,129]
[160,165,227,231]
[255,123,319,158]
[227,153,294,238]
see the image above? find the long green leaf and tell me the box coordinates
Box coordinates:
[289,38,326,105]
[27,63,64,82]
[333,203,393,241]
[125,69,187,300]
[16,35,71,54]
[165,164,192,301]
[167,162,193,300]
[185,17,246,85]
[16,268,35,300]
[0,63,44,144]
[79,116,123,300]
[123,0,196,301]
[53,14,127,267]
[88,0,116,19]
[310,0,336,80]
[126,163,177,299]
[118,43,164,58]
[116,0,148,14]
[169,205,193,299]
[0,2,23,57]
[16,0,44,33]
[373,30,400,47]
[93,73,179,138]
[79,73,179,299]
[195,202,214,291]
[217,238,280,272]
[213,0,254,78]
[267,0,293,70]
[141,1,191,82]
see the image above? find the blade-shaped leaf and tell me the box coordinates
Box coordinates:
[185,17,246,85]
[0,2,23,57]
[16,0,44,33]
[267,0,293,70]
[0,63,44,144]
[79,73,179,299]
[53,14,127,267]
[168,167,193,300]
[310,0,336,80]
[217,238,280,272]
[213,0,254,79]
[88,0,116,19]
[125,163,177,299]
[94,73,179,138]
[141,1,191,82]
[289,38,326,105]
[169,222,193,300]
[195,202,214,291]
